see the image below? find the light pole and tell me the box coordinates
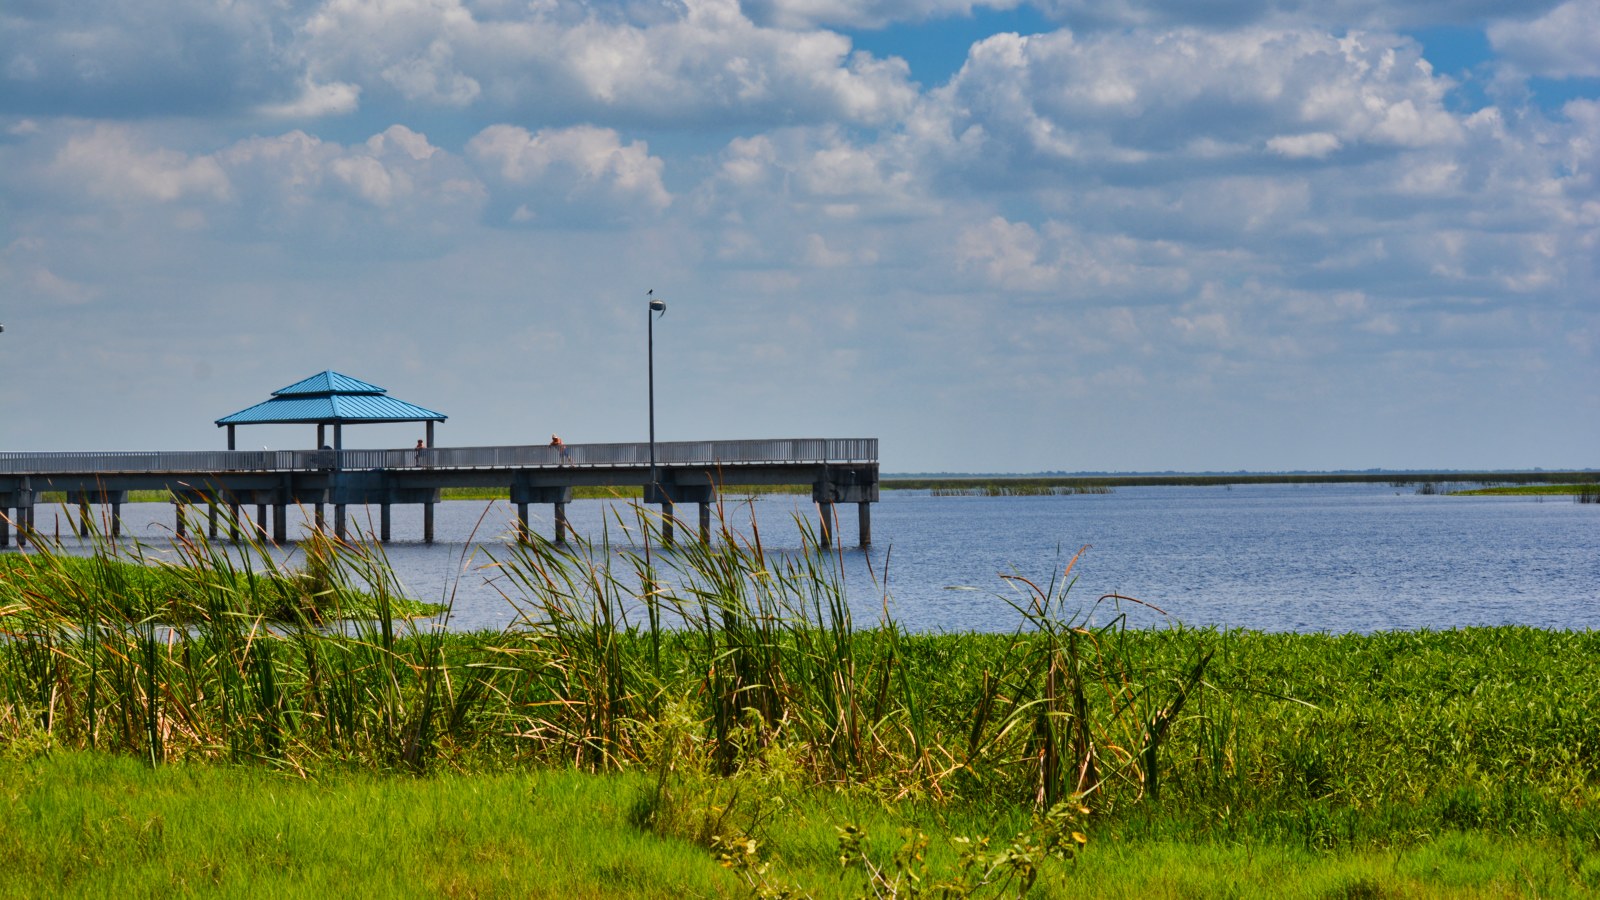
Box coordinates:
[643,290,667,677]
[647,289,666,493]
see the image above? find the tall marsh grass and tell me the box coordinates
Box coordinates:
[4,499,1599,848]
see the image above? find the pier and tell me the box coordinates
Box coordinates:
[0,438,879,549]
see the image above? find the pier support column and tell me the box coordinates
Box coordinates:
[273,504,287,544]
[813,466,878,551]
[699,502,711,545]
[174,502,186,538]
[0,512,8,548]
[208,504,219,540]
[512,484,571,547]
[110,501,122,538]
[660,500,674,547]
[335,505,347,540]
[381,503,392,543]
[423,502,434,544]
[231,503,242,542]
[314,503,325,532]
[78,500,90,537]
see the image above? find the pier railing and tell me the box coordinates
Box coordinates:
[0,438,877,476]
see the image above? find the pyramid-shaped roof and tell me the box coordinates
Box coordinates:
[217,370,446,426]
[272,371,387,397]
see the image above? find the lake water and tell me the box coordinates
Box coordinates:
[16,482,1599,634]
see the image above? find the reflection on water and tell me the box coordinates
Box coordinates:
[12,483,1600,635]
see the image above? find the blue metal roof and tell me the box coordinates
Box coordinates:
[273,370,386,397]
[217,371,446,426]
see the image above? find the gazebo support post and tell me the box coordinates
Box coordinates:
[333,423,346,539]
[226,426,240,542]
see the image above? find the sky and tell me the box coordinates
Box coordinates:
[2,0,1597,474]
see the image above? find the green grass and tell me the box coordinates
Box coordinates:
[1451,484,1598,496]
[38,471,1599,507]
[5,501,1600,894]
[443,484,813,501]
[0,549,441,624]
[37,485,815,503]
[0,751,744,898]
[2,750,1596,898]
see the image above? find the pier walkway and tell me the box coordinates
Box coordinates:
[0,438,879,548]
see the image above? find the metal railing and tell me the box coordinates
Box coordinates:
[0,438,877,476]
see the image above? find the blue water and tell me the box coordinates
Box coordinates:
[17,483,1599,634]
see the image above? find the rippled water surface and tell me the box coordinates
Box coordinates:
[21,482,1599,634]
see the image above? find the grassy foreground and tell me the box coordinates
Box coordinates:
[1,751,1596,898]
[3,502,1600,896]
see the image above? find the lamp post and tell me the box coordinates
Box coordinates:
[647,290,666,493]
[643,291,667,675]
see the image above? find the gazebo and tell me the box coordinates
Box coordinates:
[216,370,447,450]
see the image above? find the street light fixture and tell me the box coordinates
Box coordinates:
[647,290,666,496]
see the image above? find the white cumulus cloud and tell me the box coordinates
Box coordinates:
[468,124,671,223]
[49,125,231,204]
[917,26,1461,180]
[257,78,364,119]
[1489,0,1600,79]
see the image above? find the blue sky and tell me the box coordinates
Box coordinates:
[2,0,1596,473]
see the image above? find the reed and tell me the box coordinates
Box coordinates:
[4,498,1599,853]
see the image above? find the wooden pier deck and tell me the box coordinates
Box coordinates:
[0,438,879,548]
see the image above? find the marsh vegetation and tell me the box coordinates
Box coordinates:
[3,501,1599,895]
